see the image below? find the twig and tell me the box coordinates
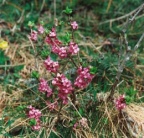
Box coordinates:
[0,63,25,68]
[39,0,45,14]
[54,0,56,21]
[57,101,63,121]
[28,36,39,72]
[133,33,144,51]
[99,3,144,25]
[108,4,144,100]
[11,10,25,35]
[69,56,79,68]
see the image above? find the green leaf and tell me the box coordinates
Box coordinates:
[28,21,35,27]
[79,108,84,116]
[63,32,71,44]
[63,7,72,14]
[59,21,64,26]
[0,50,9,65]
[90,66,97,74]
[14,65,24,73]
[16,105,26,111]
[13,73,20,79]
[29,118,37,126]
[41,50,50,59]
[31,71,40,79]
[40,21,44,25]
[125,96,132,104]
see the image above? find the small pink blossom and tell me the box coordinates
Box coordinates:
[38,78,52,97]
[71,21,78,30]
[51,45,60,54]
[46,101,58,111]
[68,42,79,55]
[79,118,88,128]
[45,36,53,45]
[73,122,78,129]
[27,106,42,131]
[38,25,44,34]
[49,28,56,38]
[29,30,38,41]
[74,67,94,88]
[115,95,126,110]
[32,124,41,131]
[73,117,88,129]
[44,57,59,73]
[45,37,62,46]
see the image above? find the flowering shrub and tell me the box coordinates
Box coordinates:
[26,7,96,131]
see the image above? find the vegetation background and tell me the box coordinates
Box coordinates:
[0,0,144,137]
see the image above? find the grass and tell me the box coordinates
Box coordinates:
[0,0,144,138]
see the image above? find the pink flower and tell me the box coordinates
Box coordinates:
[38,78,52,97]
[57,47,68,58]
[115,95,126,110]
[68,42,79,55]
[52,46,68,59]
[29,30,38,41]
[46,101,58,111]
[27,106,42,131]
[51,45,60,54]
[45,36,53,45]
[44,57,59,73]
[45,37,62,46]
[73,117,88,129]
[71,21,78,30]
[73,122,78,129]
[38,25,44,34]
[49,28,56,38]
[52,73,73,104]
[32,124,41,131]
[74,67,94,88]
[79,118,88,128]
[45,28,60,46]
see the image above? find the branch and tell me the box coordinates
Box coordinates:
[99,3,144,25]
[108,4,144,100]
[134,33,144,51]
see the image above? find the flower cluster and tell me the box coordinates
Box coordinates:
[73,117,88,129]
[29,30,38,41]
[68,42,79,55]
[44,57,59,73]
[52,73,73,104]
[38,78,52,97]
[45,26,79,59]
[53,46,68,58]
[27,105,42,130]
[74,67,94,88]
[115,95,126,110]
